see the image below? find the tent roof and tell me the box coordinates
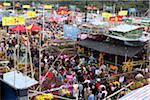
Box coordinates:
[78,40,143,57]
[1,71,38,89]
[109,24,143,33]
[27,23,42,31]
[119,84,150,100]
[9,25,26,32]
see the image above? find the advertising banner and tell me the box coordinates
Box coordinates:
[2,16,25,26]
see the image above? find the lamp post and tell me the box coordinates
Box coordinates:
[13,0,15,12]
[39,6,45,91]
[85,0,88,22]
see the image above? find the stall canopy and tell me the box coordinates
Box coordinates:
[109,24,143,33]
[1,71,38,89]
[119,84,150,100]
[9,25,26,32]
[78,40,143,57]
[27,23,42,31]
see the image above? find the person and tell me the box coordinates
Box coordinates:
[97,91,102,100]
[95,78,101,91]
[119,75,125,85]
[91,65,96,75]
[88,90,95,100]
[78,82,83,98]
[88,55,96,64]
[101,87,108,98]
[73,82,79,100]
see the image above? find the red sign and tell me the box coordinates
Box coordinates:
[86,6,97,10]
[57,10,69,15]
[59,6,68,9]
[109,16,123,22]
[117,16,123,22]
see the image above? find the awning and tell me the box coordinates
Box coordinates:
[1,71,38,89]
[78,40,143,57]
[109,24,143,33]
[119,84,150,100]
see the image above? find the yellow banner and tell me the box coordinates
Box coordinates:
[44,5,53,9]
[3,3,11,6]
[2,16,25,26]
[23,5,30,9]
[102,12,112,19]
[118,10,128,16]
[27,11,36,17]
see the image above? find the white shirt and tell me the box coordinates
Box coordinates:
[102,90,108,97]
[119,76,125,83]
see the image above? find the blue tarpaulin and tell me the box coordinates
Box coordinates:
[63,24,80,40]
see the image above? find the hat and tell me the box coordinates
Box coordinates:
[96,78,101,82]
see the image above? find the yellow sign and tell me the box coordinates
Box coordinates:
[2,16,25,26]
[3,3,11,6]
[44,5,53,9]
[27,11,36,17]
[102,12,112,19]
[118,10,128,16]
[35,93,54,100]
[23,5,30,9]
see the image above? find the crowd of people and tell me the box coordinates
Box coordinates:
[0,35,125,99]
[36,50,130,100]
[0,33,149,100]
[0,17,149,100]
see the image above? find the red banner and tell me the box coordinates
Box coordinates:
[57,10,68,15]
[109,16,123,22]
[86,6,97,10]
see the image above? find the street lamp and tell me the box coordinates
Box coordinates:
[85,0,88,22]
[13,0,15,12]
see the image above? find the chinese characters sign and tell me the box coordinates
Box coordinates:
[2,16,25,26]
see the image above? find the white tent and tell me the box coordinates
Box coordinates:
[2,71,38,89]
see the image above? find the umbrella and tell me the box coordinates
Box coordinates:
[27,23,42,31]
[9,25,26,32]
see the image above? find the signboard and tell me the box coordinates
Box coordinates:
[2,16,25,26]
[118,10,128,16]
[44,5,53,9]
[102,12,112,19]
[27,11,36,17]
[57,10,69,15]
[3,3,11,6]
[23,5,30,9]
[109,16,123,22]
[86,6,97,10]
[59,6,68,9]
[69,5,76,11]
[63,24,80,40]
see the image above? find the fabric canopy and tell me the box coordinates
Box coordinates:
[109,24,143,33]
[27,23,42,31]
[78,40,143,57]
[1,71,38,89]
[9,25,26,32]
[119,84,150,100]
